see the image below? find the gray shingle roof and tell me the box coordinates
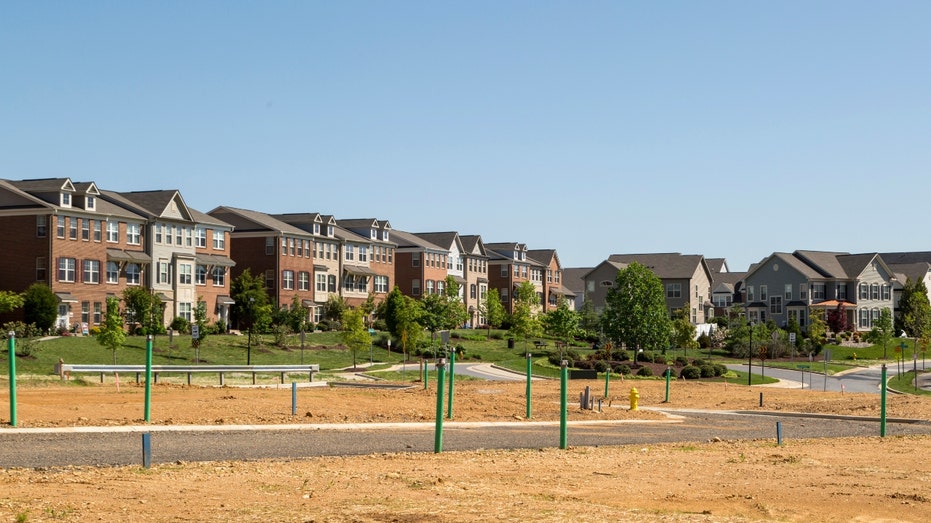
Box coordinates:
[210,206,310,236]
[606,253,704,279]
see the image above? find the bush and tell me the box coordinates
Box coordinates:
[674,356,689,367]
[636,351,654,362]
[699,364,716,378]
[271,324,291,347]
[593,360,609,373]
[680,366,701,379]
[697,333,712,348]
[614,364,632,375]
[713,364,727,376]
[636,366,653,377]
[612,349,630,361]
[574,360,593,370]
[169,317,190,333]
[691,358,706,367]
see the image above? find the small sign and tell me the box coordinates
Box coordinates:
[824,350,831,362]
[789,332,796,343]
[81,322,89,336]
[191,325,200,340]
[440,330,450,345]
[772,331,779,342]
[300,330,306,344]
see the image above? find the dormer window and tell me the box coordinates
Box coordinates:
[327,225,334,237]
[370,228,377,239]
[382,230,389,241]
[61,193,72,207]
[314,223,321,235]
[85,196,96,211]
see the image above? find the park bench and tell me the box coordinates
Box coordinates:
[56,363,320,386]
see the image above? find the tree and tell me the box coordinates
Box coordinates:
[542,297,580,359]
[0,290,24,315]
[576,296,600,339]
[96,296,126,364]
[442,276,469,329]
[230,268,272,364]
[481,287,506,336]
[826,303,849,334]
[23,283,57,334]
[866,307,895,359]
[671,307,698,355]
[382,287,407,340]
[508,281,542,351]
[192,299,208,349]
[420,292,456,355]
[808,308,827,353]
[340,308,371,369]
[601,262,671,352]
[898,278,931,338]
[122,287,164,335]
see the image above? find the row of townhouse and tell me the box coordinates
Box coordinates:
[0,178,235,331]
[0,177,575,332]
[574,249,931,334]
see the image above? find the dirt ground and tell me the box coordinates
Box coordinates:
[2,376,931,522]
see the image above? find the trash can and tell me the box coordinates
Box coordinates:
[507,338,515,349]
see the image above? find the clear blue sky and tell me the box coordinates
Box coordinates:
[4,2,930,272]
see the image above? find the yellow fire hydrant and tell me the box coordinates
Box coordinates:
[629,387,639,411]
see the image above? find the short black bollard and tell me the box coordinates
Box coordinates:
[776,422,783,446]
[759,392,763,407]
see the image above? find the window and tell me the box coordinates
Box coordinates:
[106,262,119,283]
[127,224,141,245]
[82,219,89,240]
[470,284,476,299]
[106,221,119,242]
[374,275,388,293]
[158,260,170,284]
[521,266,528,279]
[195,227,207,248]
[342,275,356,292]
[500,288,509,302]
[785,284,792,300]
[289,238,295,256]
[83,260,100,284]
[812,283,825,300]
[36,257,47,281]
[93,302,102,325]
[297,239,303,257]
[155,224,163,244]
[264,270,275,289]
[69,218,77,239]
[316,274,327,292]
[58,257,76,282]
[282,270,294,290]
[692,308,697,323]
[859,283,869,300]
[179,264,192,285]
[359,246,367,262]
[303,240,310,258]
[326,244,334,260]
[769,296,783,315]
[426,280,435,295]
[327,275,336,292]
[871,308,880,326]
[93,220,101,242]
[412,252,419,267]
[36,216,47,237]
[666,283,681,298]
[387,248,393,263]
[412,279,421,296]
[870,283,879,300]
[213,231,225,250]
[126,264,140,285]
[760,285,768,301]
[298,271,310,291]
[56,216,65,238]
[266,237,275,255]
[382,230,390,242]
[747,285,755,302]
[882,284,891,301]
[185,227,192,247]
[514,264,519,277]
[859,308,870,329]
[345,245,354,261]
[837,284,847,300]
[81,302,89,324]
[436,280,445,295]
[327,225,334,236]
[179,303,192,322]
[800,284,808,301]
[175,226,182,245]
[61,192,71,207]
[212,267,226,287]
[370,228,377,240]
[196,265,207,285]
[313,223,321,235]
[85,196,95,211]
[281,238,288,256]
[315,241,323,258]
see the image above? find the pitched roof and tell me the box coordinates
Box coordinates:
[458,235,487,257]
[413,232,461,251]
[879,252,931,264]
[606,253,704,279]
[562,267,593,295]
[792,250,851,278]
[210,206,310,236]
[390,229,446,251]
[886,262,931,285]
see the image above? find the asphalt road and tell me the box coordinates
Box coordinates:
[3,409,929,469]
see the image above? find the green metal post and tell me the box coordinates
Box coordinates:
[8,332,17,427]
[447,349,456,419]
[559,360,568,449]
[144,334,153,423]
[525,352,532,419]
[604,368,610,398]
[664,366,671,403]
[434,358,446,453]
[423,359,428,390]
[880,364,887,437]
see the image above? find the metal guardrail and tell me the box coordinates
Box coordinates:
[57,364,320,385]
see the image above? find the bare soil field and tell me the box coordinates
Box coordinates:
[2,377,931,522]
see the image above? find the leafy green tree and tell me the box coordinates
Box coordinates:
[382,287,407,340]
[866,307,895,359]
[671,307,698,355]
[419,292,458,355]
[340,308,371,369]
[23,283,57,334]
[0,290,24,315]
[576,296,600,339]
[442,276,469,329]
[395,294,425,361]
[192,299,208,348]
[96,296,126,364]
[481,287,506,336]
[231,268,272,363]
[122,287,164,335]
[542,297,579,359]
[808,308,827,353]
[898,278,931,338]
[508,281,542,352]
[601,262,671,352]
[323,294,348,324]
